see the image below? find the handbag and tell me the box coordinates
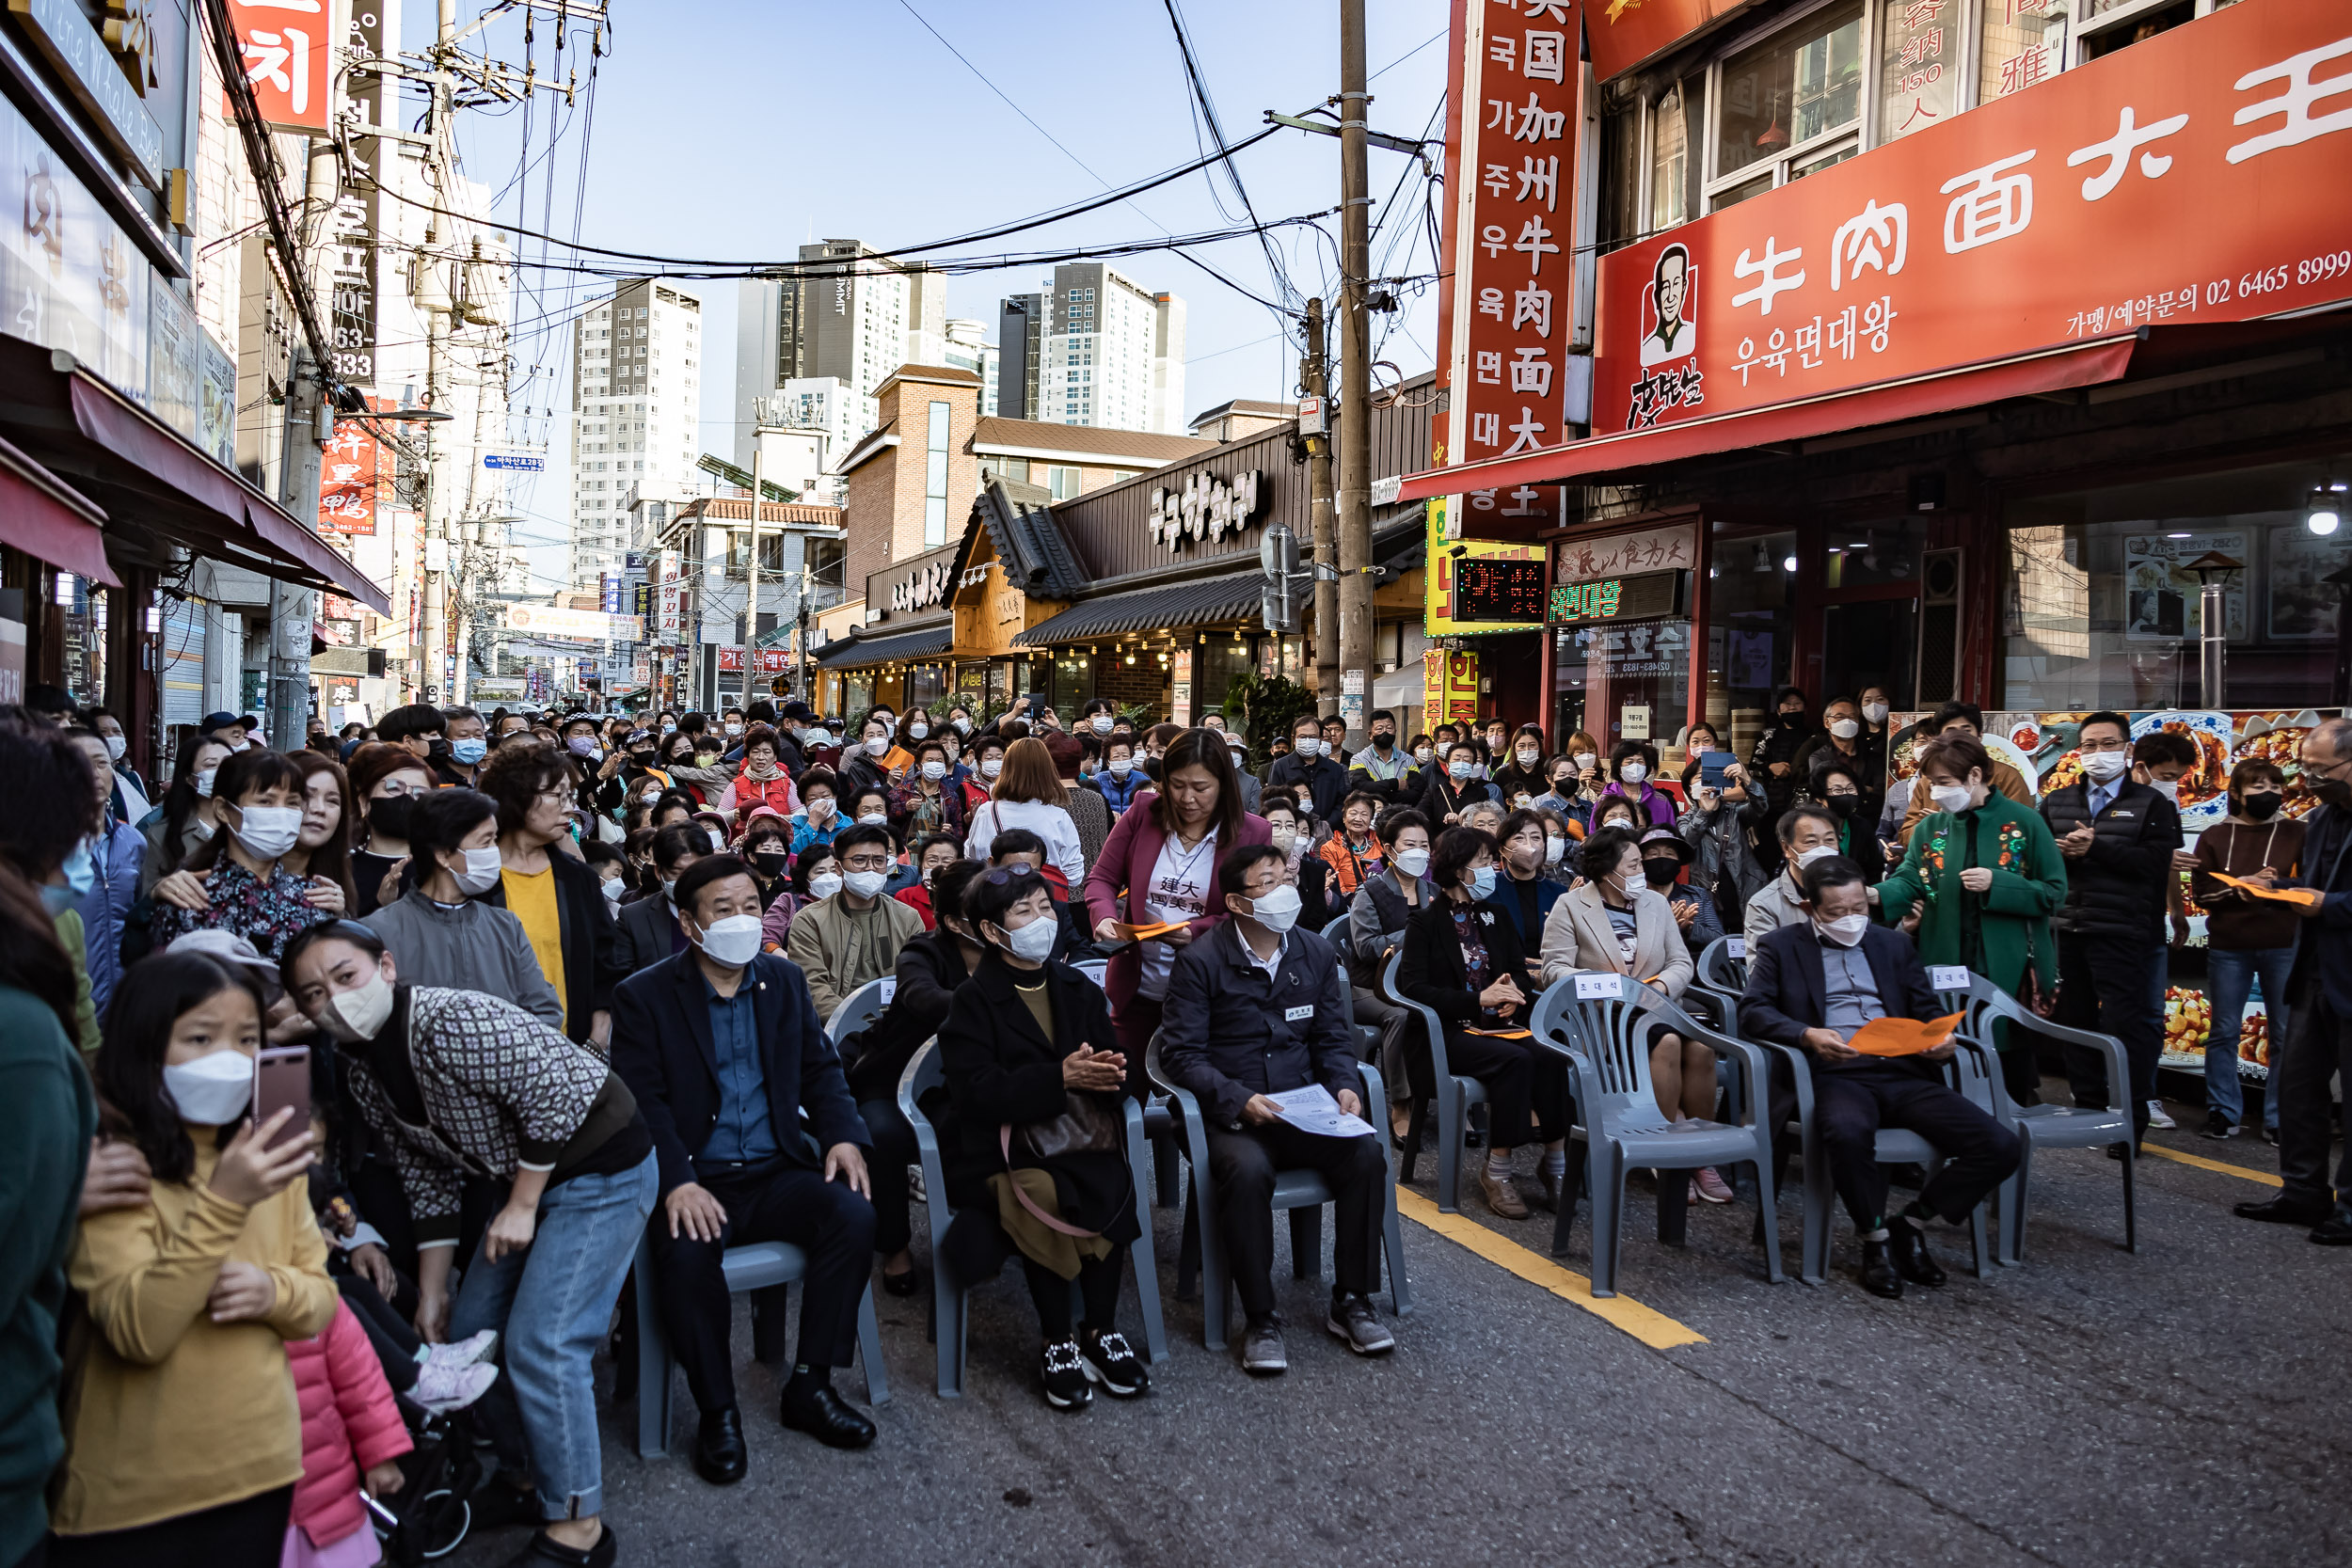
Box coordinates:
[997,1090,1122,1240]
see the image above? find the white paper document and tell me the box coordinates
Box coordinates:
[1266,1084,1377,1140]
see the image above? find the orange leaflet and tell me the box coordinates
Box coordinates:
[1108,920,1185,942]
[2212,872,2322,910]
[1846,1012,1965,1058]
[1462,1027,1534,1040]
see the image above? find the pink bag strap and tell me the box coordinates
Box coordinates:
[997,1125,1101,1238]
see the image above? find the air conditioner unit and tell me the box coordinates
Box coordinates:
[1915,546,1963,708]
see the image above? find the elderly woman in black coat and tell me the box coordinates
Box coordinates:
[934,863,1148,1413]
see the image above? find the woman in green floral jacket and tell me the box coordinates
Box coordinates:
[1875,732,2067,1013]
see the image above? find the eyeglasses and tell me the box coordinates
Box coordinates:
[978,864,1040,887]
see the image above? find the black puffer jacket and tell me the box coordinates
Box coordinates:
[2039,779,2180,940]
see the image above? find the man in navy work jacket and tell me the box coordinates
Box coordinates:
[1739,855,2020,1301]
[1161,844,1395,1378]
[611,853,878,1481]
[2236,716,2352,1243]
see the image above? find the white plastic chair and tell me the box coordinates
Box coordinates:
[825,975,893,1048]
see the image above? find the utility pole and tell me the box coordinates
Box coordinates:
[270,353,326,748]
[417,0,460,705]
[1304,296,1337,713]
[743,446,764,710]
[1335,0,1375,748]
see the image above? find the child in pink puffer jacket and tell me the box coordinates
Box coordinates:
[284,1296,411,1568]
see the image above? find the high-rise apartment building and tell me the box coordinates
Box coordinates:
[1025,264,1184,434]
[569,278,703,586]
[943,319,999,417]
[733,241,917,467]
[996,293,1045,421]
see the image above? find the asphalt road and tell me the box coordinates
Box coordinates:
[448,1077,2347,1568]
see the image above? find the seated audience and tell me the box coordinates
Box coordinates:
[786,824,924,1022]
[617,823,714,975]
[1745,803,1843,943]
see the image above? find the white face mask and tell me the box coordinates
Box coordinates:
[1231,751,1248,769]
[1572,752,1596,771]
[162,1050,253,1125]
[866,737,889,757]
[998,912,1060,961]
[1244,883,1302,933]
[1413,747,1434,765]
[1393,847,1431,878]
[1091,716,1113,734]
[952,718,971,734]
[103,734,126,763]
[452,845,504,896]
[1268,826,1295,852]
[1929,782,1975,815]
[1516,748,1539,766]
[1295,736,1322,757]
[2150,778,2181,804]
[806,797,835,819]
[1108,758,1133,776]
[843,869,889,898]
[602,877,627,905]
[193,767,218,800]
[725,722,743,737]
[319,970,396,1043]
[694,912,764,968]
[1544,834,1565,864]
[807,871,844,899]
[1862,703,1889,724]
[980,757,1003,779]
[1829,718,1860,739]
[2080,749,2129,783]
[1620,762,1648,784]
[1814,912,1870,947]
[229,803,303,862]
[907,722,929,739]
[855,811,888,826]
[921,760,946,782]
[1794,844,1837,870]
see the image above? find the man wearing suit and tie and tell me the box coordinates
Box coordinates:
[1740,855,2020,1301]
[612,854,879,1484]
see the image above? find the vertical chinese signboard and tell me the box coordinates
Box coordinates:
[1592,2,2352,436]
[224,1,332,133]
[1434,0,1581,539]
[319,418,378,537]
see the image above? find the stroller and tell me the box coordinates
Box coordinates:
[366,1397,485,1564]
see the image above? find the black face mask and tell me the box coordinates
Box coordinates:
[1373,732,1394,749]
[1643,857,1682,887]
[1825,793,1860,817]
[2239,791,2283,821]
[751,847,790,874]
[426,737,450,759]
[367,796,416,841]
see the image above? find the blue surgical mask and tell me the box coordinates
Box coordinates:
[451,737,487,765]
[42,838,94,914]
[1468,865,1498,899]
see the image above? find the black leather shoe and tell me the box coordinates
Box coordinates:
[691,1404,746,1485]
[503,1524,615,1568]
[1888,1218,1947,1287]
[880,1264,922,1298]
[2235,1196,2333,1225]
[2308,1210,2352,1245]
[1858,1238,1904,1300]
[779,1378,877,1450]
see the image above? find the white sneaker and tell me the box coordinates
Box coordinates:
[2145,1100,2177,1132]
[411,1359,498,1414]
[425,1329,499,1370]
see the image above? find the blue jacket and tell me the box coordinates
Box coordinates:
[1091,768,1146,816]
[72,819,145,1016]
[609,949,869,1196]
[1160,921,1359,1127]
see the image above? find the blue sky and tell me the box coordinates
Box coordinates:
[408,0,1451,589]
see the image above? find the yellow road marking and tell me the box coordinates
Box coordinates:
[1394,1187,1708,1350]
[2140,1144,2282,1187]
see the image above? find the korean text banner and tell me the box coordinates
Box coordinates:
[1594,0,2352,436]
[1586,0,1742,85]
[1436,0,1581,536]
[224,0,332,132]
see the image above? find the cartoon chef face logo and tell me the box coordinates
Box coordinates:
[1641,244,1695,368]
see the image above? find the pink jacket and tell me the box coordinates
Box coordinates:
[1082,790,1270,1010]
[289,1298,412,1548]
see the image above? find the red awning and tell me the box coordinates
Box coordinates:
[1398,336,2141,500]
[0,434,118,586]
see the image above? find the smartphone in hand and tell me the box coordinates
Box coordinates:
[253,1045,311,1151]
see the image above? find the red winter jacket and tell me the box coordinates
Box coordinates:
[289,1298,412,1548]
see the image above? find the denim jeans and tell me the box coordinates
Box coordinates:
[451,1151,658,1522]
[2204,946,2293,1128]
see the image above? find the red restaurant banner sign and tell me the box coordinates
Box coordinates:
[224,1,334,133]
[1585,0,1742,85]
[1594,0,2352,436]
[318,419,379,537]
[1435,0,1582,536]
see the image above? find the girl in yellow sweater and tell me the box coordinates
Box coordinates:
[53,952,334,1566]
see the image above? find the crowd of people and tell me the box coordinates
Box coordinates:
[4,678,2345,1568]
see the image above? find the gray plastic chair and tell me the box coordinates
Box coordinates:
[631,1236,889,1457]
[1527,973,1783,1296]
[898,1040,1168,1397]
[825,975,893,1048]
[1145,1034,1412,1349]
[1321,913,1381,1062]
[1692,934,1749,1023]
[1073,958,1108,987]
[1379,948,1489,1214]
[1763,1028,2002,1286]
[1933,972,2137,1260]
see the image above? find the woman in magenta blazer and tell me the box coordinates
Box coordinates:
[1083,728,1271,1085]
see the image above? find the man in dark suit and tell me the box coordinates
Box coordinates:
[611,854,879,1479]
[1740,855,2020,1300]
[2237,717,2352,1242]
[616,822,711,974]
[1161,844,1393,1375]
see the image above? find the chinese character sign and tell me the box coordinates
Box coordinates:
[225,1,331,132]
[318,419,378,537]
[1434,0,1581,532]
[1594,2,2352,434]
[1586,0,1739,83]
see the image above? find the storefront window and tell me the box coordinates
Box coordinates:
[1556,618,1691,755]
[56,576,107,708]
[2000,458,2349,711]
[1050,650,1093,710]
[1706,529,1800,756]
[905,665,946,709]
[1196,633,1252,721]
[1647,81,1701,232]
[1716,5,1863,186]
[1877,0,1960,142]
[1979,0,2069,103]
